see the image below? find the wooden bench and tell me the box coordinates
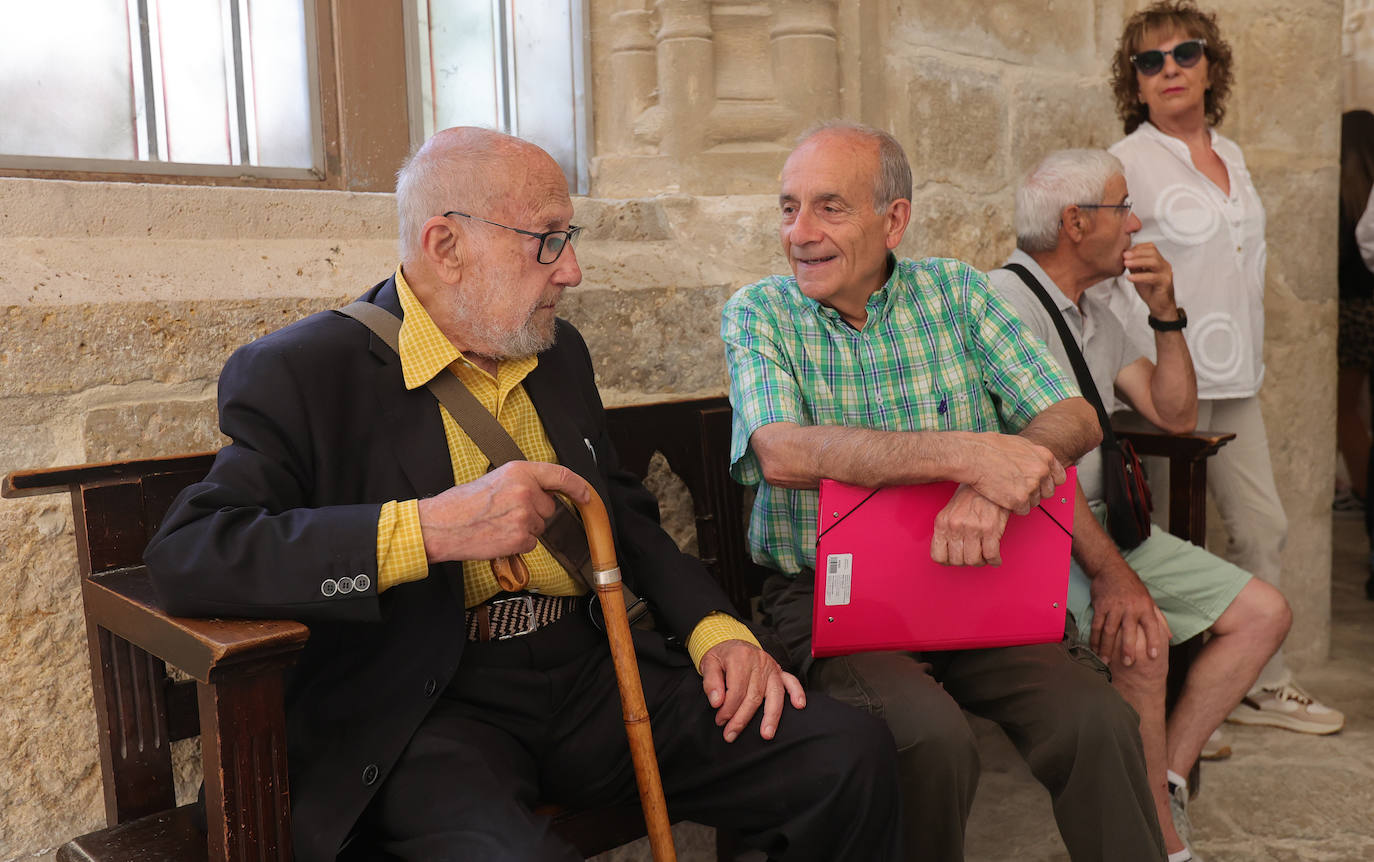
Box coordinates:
[3,396,1228,861]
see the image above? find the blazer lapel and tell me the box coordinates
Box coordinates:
[524,350,604,498]
[353,277,453,501]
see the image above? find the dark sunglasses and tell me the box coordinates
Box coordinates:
[1130,38,1206,76]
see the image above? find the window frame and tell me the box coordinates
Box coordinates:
[0,0,411,193]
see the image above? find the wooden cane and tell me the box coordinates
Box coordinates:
[496,482,677,861]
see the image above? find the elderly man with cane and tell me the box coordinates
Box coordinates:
[145,127,902,862]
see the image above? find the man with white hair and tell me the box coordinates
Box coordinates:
[145,127,904,862]
[987,147,1293,862]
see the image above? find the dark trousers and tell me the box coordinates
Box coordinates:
[763,573,1165,862]
[356,605,904,861]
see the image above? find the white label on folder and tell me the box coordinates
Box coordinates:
[824,554,852,606]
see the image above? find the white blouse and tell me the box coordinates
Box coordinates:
[1358,187,1374,273]
[1107,122,1267,399]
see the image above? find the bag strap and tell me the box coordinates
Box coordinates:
[336,301,598,591]
[999,263,1122,451]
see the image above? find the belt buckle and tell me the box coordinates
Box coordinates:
[491,594,538,640]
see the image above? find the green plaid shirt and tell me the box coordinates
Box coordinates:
[721,256,1079,575]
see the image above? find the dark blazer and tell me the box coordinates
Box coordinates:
[144,276,741,862]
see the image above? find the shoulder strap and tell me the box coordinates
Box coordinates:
[335,301,597,587]
[999,264,1120,449]
[338,301,525,465]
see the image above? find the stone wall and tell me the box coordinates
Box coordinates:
[0,0,1343,858]
[1346,0,1374,109]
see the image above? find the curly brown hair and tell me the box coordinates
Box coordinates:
[1110,1,1234,135]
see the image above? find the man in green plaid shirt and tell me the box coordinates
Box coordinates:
[722,122,1165,862]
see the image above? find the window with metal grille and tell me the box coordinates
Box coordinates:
[0,0,318,180]
[408,0,590,193]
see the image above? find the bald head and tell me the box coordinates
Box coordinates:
[395,127,560,265]
[792,122,913,213]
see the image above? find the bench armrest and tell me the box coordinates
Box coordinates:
[1110,427,1235,545]
[84,567,309,684]
[2,453,218,499]
[1113,428,1236,461]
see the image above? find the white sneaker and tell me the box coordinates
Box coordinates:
[1167,771,1192,847]
[1199,727,1231,761]
[1226,681,1345,734]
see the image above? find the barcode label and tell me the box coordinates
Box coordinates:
[824,554,852,606]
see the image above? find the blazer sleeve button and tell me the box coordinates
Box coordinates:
[362,764,379,785]
[320,579,338,597]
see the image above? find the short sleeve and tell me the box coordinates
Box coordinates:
[963,269,1079,433]
[721,281,808,486]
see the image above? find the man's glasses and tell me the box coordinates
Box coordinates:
[1077,197,1133,215]
[1130,39,1206,76]
[443,210,583,264]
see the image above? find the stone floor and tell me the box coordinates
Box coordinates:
[963,516,1374,861]
[597,516,1374,862]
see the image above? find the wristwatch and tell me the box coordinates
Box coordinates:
[1148,308,1187,331]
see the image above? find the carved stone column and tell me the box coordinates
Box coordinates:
[605,0,657,152]
[654,0,715,158]
[769,0,840,121]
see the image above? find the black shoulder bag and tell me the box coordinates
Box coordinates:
[1000,264,1153,549]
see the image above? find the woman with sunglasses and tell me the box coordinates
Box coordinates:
[1104,0,1344,850]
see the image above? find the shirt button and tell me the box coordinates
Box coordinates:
[362,764,379,785]
[424,679,437,697]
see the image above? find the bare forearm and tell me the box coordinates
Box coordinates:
[1148,331,1197,433]
[753,423,982,490]
[1070,484,1131,580]
[752,420,1067,516]
[1017,397,1101,467]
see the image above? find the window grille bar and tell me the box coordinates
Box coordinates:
[136,0,160,160]
[228,0,250,165]
[496,0,513,132]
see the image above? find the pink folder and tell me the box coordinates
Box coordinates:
[811,467,1076,657]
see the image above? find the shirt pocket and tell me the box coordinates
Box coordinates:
[907,384,979,432]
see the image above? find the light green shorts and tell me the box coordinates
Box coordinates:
[1068,503,1251,645]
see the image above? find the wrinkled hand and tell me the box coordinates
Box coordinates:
[416,460,591,563]
[931,484,1011,566]
[1122,242,1178,319]
[964,434,1066,515]
[1088,564,1171,666]
[700,639,806,742]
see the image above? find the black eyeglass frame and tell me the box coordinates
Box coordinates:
[1129,39,1207,76]
[442,210,583,264]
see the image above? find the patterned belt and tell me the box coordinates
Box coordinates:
[465,593,584,642]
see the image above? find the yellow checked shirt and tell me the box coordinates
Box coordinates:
[374,267,756,670]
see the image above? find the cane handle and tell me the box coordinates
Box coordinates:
[491,554,530,591]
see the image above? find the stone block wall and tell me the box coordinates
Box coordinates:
[1346,0,1374,109]
[0,0,1343,858]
